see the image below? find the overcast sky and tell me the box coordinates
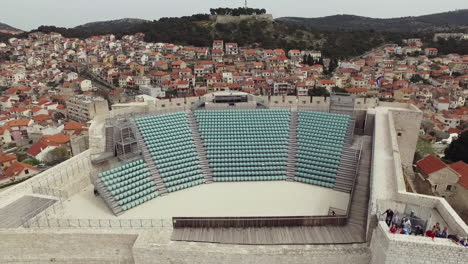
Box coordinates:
[2,0,467,30]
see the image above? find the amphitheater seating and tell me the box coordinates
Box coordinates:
[135,112,205,193]
[195,109,290,182]
[294,111,350,188]
[97,159,158,211]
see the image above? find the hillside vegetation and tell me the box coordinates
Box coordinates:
[0,22,23,34]
[75,18,148,33]
[278,9,468,31]
[1,9,468,59]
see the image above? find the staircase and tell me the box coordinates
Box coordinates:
[104,126,114,153]
[333,148,359,193]
[346,136,372,227]
[286,111,299,181]
[131,121,168,195]
[187,111,214,183]
[333,118,359,193]
[345,118,356,145]
[94,177,124,215]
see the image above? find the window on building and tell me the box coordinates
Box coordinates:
[397,132,402,137]
[434,185,438,190]
[447,185,453,191]
[25,169,29,175]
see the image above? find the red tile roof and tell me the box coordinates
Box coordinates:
[64,122,85,131]
[447,128,462,134]
[0,152,16,164]
[416,155,447,175]
[41,134,70,144]
[7,119,29,127]
[1,162,39,180]
[450,161,468,189]
[27,141,57,156]
[32,114,52,122]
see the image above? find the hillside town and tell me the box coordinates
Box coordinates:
[0,32,467,201]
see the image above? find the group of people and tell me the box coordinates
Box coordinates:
[382,208,468,247]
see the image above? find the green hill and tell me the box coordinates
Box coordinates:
[277,9,468,31]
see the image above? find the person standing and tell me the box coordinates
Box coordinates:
[391,212,400,227]
[403,218,411,230]
[382,209,394,227]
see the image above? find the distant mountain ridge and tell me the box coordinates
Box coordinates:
[75,18,148,33]
[0,22,23,34]
[277,9,468,31]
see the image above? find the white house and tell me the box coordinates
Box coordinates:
[433,97,450,112]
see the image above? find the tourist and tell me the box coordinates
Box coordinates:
[382,209,394,227]
[390,223,398,234]
[460,237,468,247]
[403,223,412,235]
[426,226,438,239]
[437,227,448,238]
[434,222,441,236]
[413,225,424,236]
[391,212,400,227]
[402,218,411,230]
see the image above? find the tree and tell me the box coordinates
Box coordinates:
[317,57,324,66]
[444,130,468,163]
[46,147,71,165]
[414,137,435,162]
[328,58,338,73]
[421,120,434,133]
[308,87,330,97]
[23,158,40,166]
[332,86,348,94]
[15,152,28,162]
[410,74,423,83]
[429,130,449,142]
[307,54,314,66]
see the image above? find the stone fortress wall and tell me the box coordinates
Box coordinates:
[210,14,274,24]
[0,95,467,263]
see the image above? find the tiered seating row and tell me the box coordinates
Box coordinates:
[294,111,350,188]
[195,109,290,182]
[97,159,159,211]
[135,112,205,193]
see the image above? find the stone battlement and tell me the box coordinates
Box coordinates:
[210,14,273,24]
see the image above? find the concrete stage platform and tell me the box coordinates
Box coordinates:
[59,181,349,219]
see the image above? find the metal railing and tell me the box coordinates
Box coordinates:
[24,215,173,229]
[32,187,68,199]
[173,215,347,228]
[344,141,364,219]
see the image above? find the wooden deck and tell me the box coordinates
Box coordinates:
[171,136,372,245]
[0,195,57,228]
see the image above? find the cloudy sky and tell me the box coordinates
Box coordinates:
[2,0,467,30]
